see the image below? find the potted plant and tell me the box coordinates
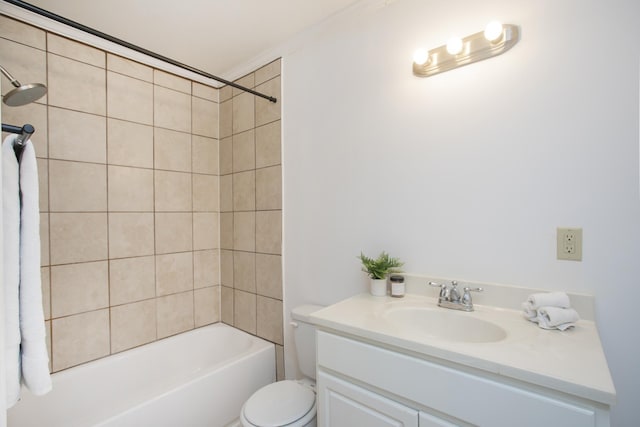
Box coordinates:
[358,251,404,296]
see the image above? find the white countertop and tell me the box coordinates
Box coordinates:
[310,292,616,405]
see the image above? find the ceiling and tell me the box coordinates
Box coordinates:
[23,0,361,78]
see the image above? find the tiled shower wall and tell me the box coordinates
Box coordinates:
[1,16,221,372]
[218,62,284,379]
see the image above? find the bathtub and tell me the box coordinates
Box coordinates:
[8,323,275,427]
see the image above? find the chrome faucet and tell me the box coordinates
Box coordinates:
[428,281,483,312]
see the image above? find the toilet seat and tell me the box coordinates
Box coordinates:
[241,380,316,427]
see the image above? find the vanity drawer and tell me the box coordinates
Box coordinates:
[317,331,597,427]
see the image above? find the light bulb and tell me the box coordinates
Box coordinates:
[446,37,463,55]
[413,49,430,65]
[484,21,503,42]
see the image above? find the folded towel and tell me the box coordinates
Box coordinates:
[521,302,538,323]
[537,306,580,331]
[3,135,22,407]
[19,140,52,396]
[526,292,571,310]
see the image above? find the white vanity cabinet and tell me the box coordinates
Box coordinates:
[316,330,611,427]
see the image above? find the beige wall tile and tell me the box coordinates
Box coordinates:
[107,119,154,168]
[41,267,51,320]
[276,345,285,381]
[221,285,233,324]
[49,107,106,163]
[45,320,52,373]
[107,54,153,81]
[109,256,156,306]
[1,102,48,157]
[194,286,220,327]
[157,291,194,338]
[51,261,109,318]
[107,71,153,125]
[154,70,191,93]
[232,73,255,97]
[220,212,234,250]
[47,34,104,67]
[255,77,281,127]
[192,82,218,102]
[219,85,232,102]
[1,39,47,105]
[155,170,192,211]
[219,137,233,175]
[220,250,234,287]
[256,254,282,300]
[256,210,282,255]
[48,54,105,115]
[154,128,191,172]
[37,158,48,212]
[232,92,255,134]
[156,252,193,296]
[50,213,108,264]
[257,296,283,345]
[155,212,193,254]
[40,213,49,266]
[108,213,155,258]
[108,166,154,212]
[193,174,219,212]
[192,97,219,138]
[234,290,256,334]
[256,166,282,210]
[233,171,255,211]
[255,121,281,168]
[192,135,219,175]
[255,59,281,86]
[194,249,219,289]
[193,212,219,250]
[234,212,255,252]
[0,15,46,49]
[219,100,232,139]
[49,161,107,212]
[220,175,233,213]
[111,299,156,353]
[233,251,255,293]
[52,309,110,371]
[154,86,191,132]
[232,130,255,172]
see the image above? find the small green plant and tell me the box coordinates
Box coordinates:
[358,251,404,280]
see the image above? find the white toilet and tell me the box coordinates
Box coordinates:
[240,305,322,427]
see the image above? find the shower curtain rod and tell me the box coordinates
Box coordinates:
[3,0,277,103]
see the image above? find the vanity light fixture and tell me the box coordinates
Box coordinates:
[413,21,519,77]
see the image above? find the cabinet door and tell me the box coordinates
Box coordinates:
[419,411,460,427]
[317,371,418,427]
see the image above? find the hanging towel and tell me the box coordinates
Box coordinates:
[537,306,580,331]
[526,292,571,310]
[3,135,22,407]
[18,140,52,396]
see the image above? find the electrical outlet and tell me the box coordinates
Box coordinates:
[557,227,582,261]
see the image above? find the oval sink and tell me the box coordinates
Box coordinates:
[383,307,507,343]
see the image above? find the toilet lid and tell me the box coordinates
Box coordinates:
[244,381,315,426]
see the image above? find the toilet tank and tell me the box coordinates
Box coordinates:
[291,305,324,380]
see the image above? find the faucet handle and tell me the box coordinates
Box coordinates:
[461,287,483,307]
[428,281,447,299]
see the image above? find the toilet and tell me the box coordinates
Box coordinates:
[240,305,323,427]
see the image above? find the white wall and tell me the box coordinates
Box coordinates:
[282,0,640,425]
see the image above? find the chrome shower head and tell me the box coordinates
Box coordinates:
[1,65,47,107]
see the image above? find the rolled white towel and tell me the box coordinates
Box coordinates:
[537,306,580,331]
[521,302,538,323]
[527,292,571,310]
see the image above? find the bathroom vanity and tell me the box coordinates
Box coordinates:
[310,287,615,427]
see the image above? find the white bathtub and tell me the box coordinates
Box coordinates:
[8,323,275,427]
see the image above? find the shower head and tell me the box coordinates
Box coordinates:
[1,65,47,107]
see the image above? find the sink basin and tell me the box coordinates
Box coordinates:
[383,307,507,343]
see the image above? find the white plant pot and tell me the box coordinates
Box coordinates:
[370,278,387,296]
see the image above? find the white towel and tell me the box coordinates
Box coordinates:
[521,302,538,323]
[18,140,51,396]
[537,306,580,331]
[526,292,571,310]
[3,135,22,407]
